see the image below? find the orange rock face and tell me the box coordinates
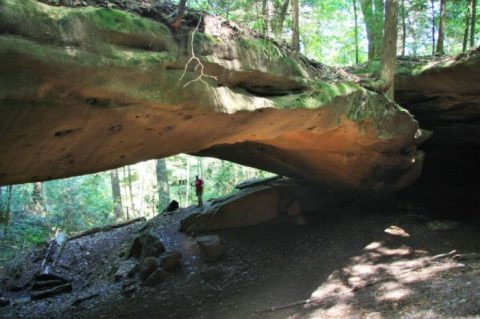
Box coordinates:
[0,0,423,194]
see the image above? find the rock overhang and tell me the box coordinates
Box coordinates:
[0,0,423,195]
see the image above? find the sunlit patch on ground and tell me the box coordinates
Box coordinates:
[384,225,410,237]
[300,240,465,318]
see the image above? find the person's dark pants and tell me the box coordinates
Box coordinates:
[196,190,203,206]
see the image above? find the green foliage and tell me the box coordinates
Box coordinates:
[190,0,477,64]
[165,155,274,208]
[43,173,114,233]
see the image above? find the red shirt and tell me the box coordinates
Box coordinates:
[195,179,204,192]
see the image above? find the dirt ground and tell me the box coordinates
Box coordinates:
[1,200,479,319]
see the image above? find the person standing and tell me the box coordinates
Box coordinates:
[194,176,204,207]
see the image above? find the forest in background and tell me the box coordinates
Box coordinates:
[0,0,478,261]
[0,156,273,262]
[177,0,477,64]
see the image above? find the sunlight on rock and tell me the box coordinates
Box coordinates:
[307,302,354,319]
[375,246,412,256]
[363,312,383,319]
[384,225,410,237]
[310,279,352,300]
[398,262,459,284]
[376,281,411,301]
[364,241,382,250]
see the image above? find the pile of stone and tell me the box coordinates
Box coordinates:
[114,233,182,294]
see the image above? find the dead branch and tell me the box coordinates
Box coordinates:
[256,250,457,313]
[178,14,218,88]
[68,217,146,241]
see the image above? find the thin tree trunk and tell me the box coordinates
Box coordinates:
[110,169,124,222]
[156,159,170,212]
[431,0,436,55]
[373,0,385,58]
[471,0,477,47]
[171,0,188,29]
[379,0,399,99]
[354,0,360,64]
[121,166,129,220]
[262,0,269,36]
[31,182,46,217]
[0,186,3,221]
[436,0,446,54]
[401,0,406,55]
[185,157,190,207]
[2,185,12,238]
[464,0,472,52]
[197,158,203,177]
[360,0,377,60]
[406,14,417,56]
[127,166,135,218]
[65,193,72,233]
[274,0,290,39]
[291,0,300,51]
[225,1,230,20]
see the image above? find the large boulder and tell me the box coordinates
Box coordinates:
[180,184,279,234]
[180,178,329,233]
[0,0,422,194]
[395,50,480,217]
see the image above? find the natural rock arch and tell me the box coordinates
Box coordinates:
[0,0,424,194]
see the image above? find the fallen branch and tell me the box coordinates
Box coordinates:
[30,283,72,300]
[256,250,457,313]
[71,293,99,306]
[68,217,146,241]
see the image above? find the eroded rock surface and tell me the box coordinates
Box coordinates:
[180,178,330,233]
[395,50,480,216]
[0,0,422,193]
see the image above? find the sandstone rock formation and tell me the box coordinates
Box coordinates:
[180,177,329,233]
[395,50,480,216]
[0,0,423,194]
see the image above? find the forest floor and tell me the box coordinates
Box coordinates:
[1,200,479,319]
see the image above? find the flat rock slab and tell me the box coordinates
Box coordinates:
[196,235,225,261]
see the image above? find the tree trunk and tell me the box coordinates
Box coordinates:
[31,182,46,217]
[436,0,446,54]
[261,0,269,36]
[401,0,406,56]
[110,169,124,222]
[185,157,190,207]
[471,0,477,47]
[0,186,3,221]
[156,159,170,212]
[171,0,188,30]
[354,0,360,64]
[197,158,203,177]
[360,0,398,97]
[431,0,435,55]
[464,0,472,52]
[373,0,385,58]
[360,0,376,60]
[2,185,13,237]
[127,166,135,218]
[379,0,399,100]
[274,0,290,39]
[291,0,300,51]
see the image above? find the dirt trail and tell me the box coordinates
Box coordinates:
[1,204,479,319]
